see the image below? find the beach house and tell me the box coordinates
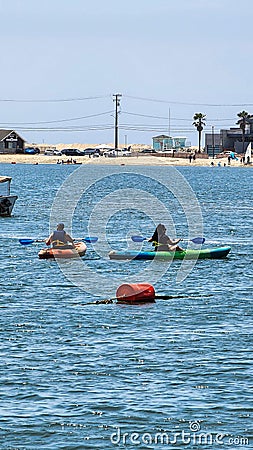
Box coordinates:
[152,135,187,151]
[205,117,253,155]
[0,130,25,154]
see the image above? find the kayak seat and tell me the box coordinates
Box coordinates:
[51,240,74,249]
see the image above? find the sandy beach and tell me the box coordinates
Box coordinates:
[0,153,246,167]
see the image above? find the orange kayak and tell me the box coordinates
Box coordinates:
[38,242,87,259]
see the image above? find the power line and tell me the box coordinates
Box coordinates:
[124,95,253,107]
[10,125,114,131]
[122,111,169,120]
[0,110,114,125]
[121,110,235,122]
[0,91,252,107]
[2,111,235,127]
[0,95,110,103]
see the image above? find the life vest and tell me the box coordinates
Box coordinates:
[51,230,67,248]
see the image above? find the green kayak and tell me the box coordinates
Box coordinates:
[109,246,231,261]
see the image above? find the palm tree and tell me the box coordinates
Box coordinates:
[193,113,206,153]
[236,110,253,154]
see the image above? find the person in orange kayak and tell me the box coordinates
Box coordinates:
[148,223,183,251]
[46,223,75,249]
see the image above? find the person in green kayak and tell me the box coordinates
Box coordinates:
[46,223,75,249]
[148,223,184,252]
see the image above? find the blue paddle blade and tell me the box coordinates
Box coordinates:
[191,237,205,244]
[84,237,98,243]
[19,239,34,245]
[131,236,146,242]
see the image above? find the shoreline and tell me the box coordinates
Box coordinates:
[0,154,249,167]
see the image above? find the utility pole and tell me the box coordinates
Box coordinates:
[113,93,122,155]
[212,126,215,159]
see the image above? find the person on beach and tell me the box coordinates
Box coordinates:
[46,223,75,249]
[148,223,183,252]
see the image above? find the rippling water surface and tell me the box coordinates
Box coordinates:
[0,163,252,449]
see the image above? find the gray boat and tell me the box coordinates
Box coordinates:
[0,176,18,216]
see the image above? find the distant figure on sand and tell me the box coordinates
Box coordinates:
[148,224,183,252]
[46,223,75,249]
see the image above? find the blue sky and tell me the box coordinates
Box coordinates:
[1,0,253,146]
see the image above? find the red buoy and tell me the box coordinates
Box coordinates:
[116,283,155,304]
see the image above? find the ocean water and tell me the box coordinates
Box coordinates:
[0,163,252,449]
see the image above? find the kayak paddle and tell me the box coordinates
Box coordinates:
[82,237,98,243]
[131,235,205,244]
[19,236,98,245]
[19,239,45,245]
[84,294,189,305]
[73,237,98,243]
